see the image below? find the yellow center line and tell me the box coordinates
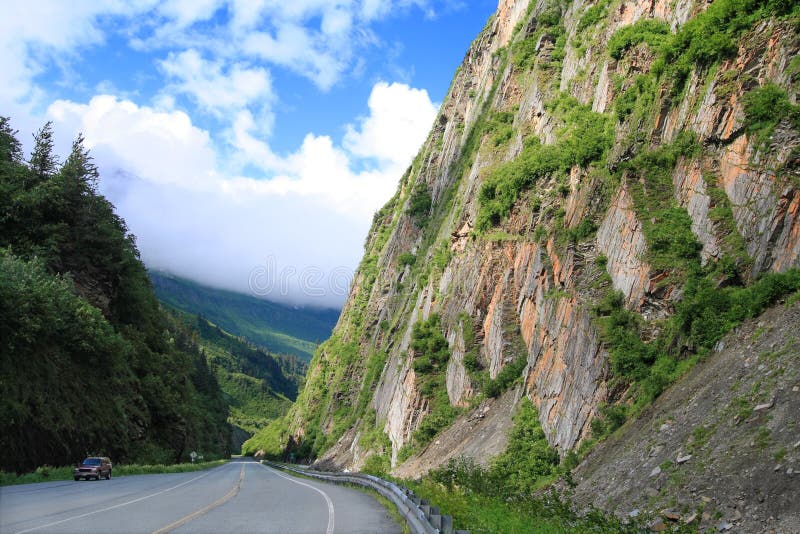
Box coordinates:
[151,463,245,534]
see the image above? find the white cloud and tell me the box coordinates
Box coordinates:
[240,24,348,91]
[159,49,273,118]
[0,0,452,109]
[43,81,438,304]
[48,95,218,190]
[157,0,225,28]
[229,0,437,90]
[344,81,437,164]
[227,81,438,216]
[1,0,458,305]
[0,0,157,104]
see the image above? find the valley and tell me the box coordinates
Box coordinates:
[2,0,800,531]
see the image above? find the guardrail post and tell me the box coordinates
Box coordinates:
[441,515,454,534]
[420,504,431,518]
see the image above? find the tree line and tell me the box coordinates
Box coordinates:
[0,118,230,472]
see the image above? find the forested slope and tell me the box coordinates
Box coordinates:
[185,314,306,451]
[151,271,338,361]
[0,119,230,472]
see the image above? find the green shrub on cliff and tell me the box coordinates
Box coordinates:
[607,19,670,59]
[407,182,432,225]
[407,314,462,448]
[406,399,631,532]
[429,399,559,497]
[595,269,800,410]
[476,95,612,232]
[742,82,800,146]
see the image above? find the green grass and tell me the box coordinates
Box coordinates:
[0,460,228,486]
[398,400,633,533]
[403,479,569,533]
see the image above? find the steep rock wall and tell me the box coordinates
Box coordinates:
[275,0,800,477]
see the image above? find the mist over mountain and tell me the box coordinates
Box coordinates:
[150,271,339,361]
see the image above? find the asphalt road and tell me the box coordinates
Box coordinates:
[0,458,402,534]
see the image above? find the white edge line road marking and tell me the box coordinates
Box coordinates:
[13,466,223,534]
[258,463,335,534]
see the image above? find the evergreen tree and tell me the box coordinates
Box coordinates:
[28,121,58,187]
[0,116,23,164]
[60,133,98,200]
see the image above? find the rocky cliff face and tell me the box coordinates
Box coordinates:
[267,0,800,478]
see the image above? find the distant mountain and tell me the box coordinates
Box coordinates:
[181,314,307,452]
[149,271,339,360]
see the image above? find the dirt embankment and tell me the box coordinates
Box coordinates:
[569,301,800,533]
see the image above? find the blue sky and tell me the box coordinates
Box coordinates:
[1,0,496,307]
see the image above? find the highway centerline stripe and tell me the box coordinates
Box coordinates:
[151,463,245,534]
[258,463,335,534]
[13,467,222,534]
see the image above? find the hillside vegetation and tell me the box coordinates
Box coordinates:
[185,314,306,451]
[151,271,338,361]
[0,119,230,472]
[246,0,799,530]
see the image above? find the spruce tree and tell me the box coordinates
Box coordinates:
[60,133,98,201]
[0,116,23,164]
[28,121,58,186]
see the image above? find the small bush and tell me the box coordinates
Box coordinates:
[397,252,416,267]
[485,111,515,147]
[591,403,628,438]
[567,219,598,243]
[361,453,390,478]
[485,355,528,398]
[578,2,609,33]
[742,83,800,146]
[407,182,432,224]
[607,19,670,60]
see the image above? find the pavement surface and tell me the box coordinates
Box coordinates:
[0,458,402,534]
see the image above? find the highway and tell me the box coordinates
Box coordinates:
[0,458,402,533]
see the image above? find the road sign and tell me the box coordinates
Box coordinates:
[190,451,197,463]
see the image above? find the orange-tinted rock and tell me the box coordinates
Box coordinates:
[285,0,800,477]
[597,187,651,309]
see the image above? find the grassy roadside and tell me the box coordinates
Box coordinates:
[347,483,411,534]
[0,459,228,487]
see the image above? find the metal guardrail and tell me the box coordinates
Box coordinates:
[261,461,468,534]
